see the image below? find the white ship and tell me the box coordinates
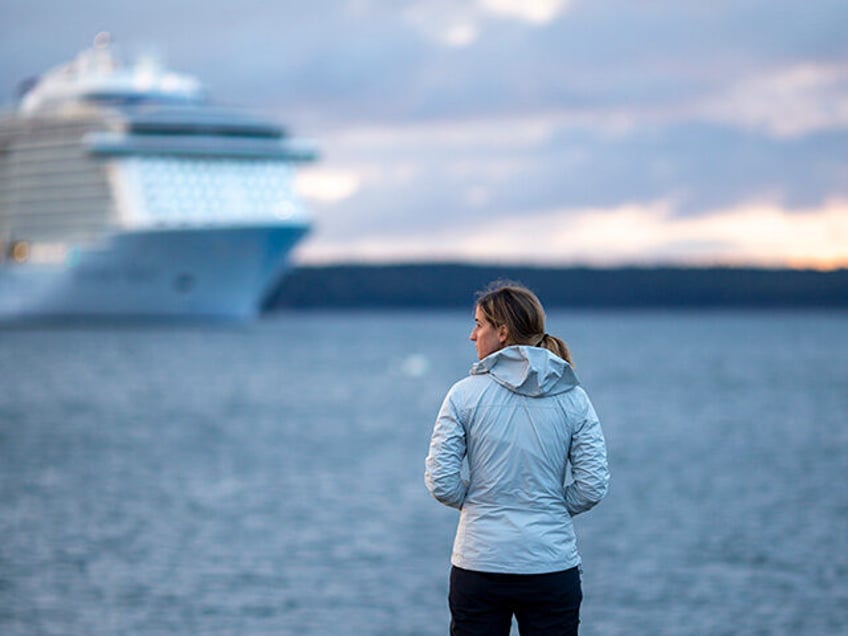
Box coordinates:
[0,33,314,322]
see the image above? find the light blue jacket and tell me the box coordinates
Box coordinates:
[425,345,609,574]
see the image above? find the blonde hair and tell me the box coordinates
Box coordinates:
[475,280,573,364]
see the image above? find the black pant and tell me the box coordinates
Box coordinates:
[449,566,582,636]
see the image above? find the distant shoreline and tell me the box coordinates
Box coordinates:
[266,263,848,309]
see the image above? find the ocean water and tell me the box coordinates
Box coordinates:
[1,310,846,636]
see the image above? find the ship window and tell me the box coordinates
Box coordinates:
[129,157,301,226]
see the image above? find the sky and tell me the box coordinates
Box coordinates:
[1,0,846,268]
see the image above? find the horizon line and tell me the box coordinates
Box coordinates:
[290,259,848,273]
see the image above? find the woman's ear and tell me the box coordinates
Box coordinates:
[497,324,509,345]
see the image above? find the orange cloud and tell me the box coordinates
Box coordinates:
[296,198,848,270]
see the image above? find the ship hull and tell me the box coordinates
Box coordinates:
[0,224,308,322]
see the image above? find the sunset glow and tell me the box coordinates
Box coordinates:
[296,199,848,270]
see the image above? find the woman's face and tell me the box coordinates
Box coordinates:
[470,305,508,360]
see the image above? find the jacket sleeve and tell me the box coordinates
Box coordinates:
[424,389,468,509]
[565,395,609,516]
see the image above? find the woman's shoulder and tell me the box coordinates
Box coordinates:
[446,370,494,400]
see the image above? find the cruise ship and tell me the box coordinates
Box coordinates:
[0,33,314,322]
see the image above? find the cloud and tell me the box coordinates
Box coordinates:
[296,198,848,270]
[294,168,361,204]
[401,2,483,48]
[477,0,572,24]
[692,62,848,138]
[400,0,572,48]
[301,117,848,236]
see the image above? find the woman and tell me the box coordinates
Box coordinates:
[425,281,609,635]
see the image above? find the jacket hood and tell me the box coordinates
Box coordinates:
[470,345,579,397]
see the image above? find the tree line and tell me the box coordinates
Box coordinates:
[265,263,848,310]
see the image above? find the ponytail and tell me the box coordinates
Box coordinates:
[536,333,573,366]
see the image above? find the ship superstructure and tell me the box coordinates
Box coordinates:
[0,33,314,321]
